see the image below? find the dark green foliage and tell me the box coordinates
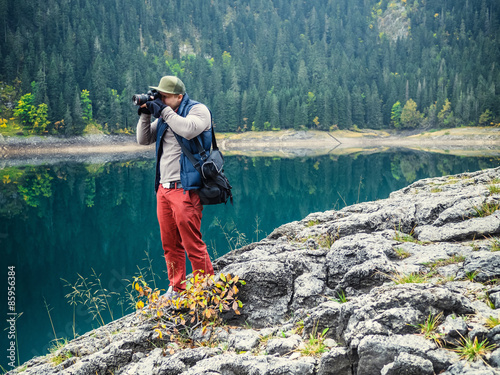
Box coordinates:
[1,0,500,133]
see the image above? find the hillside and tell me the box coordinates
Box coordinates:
[0,0,499,135]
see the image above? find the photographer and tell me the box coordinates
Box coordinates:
[136,75,214,298]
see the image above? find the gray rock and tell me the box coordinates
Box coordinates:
[489,292,500,309]
[468,323,490,343]
[317,347,353,375]
[357,335,436,375]
[440,360,500,375]
[221,260,294,326]
[415,211,500,243]
[181,353,316,375]
[491,348,500,368]
[439,315,469,345]
[488,325,500,345]
[380,352,434,375]
[459,252,500,282]
[228,329,261,352]
[265,334,302,356]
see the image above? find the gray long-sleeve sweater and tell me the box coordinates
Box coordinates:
[136,104,211,185]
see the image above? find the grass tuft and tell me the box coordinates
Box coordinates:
[471,201,500,217]
[485,315,500,329]
[388,271,429,284]
[453,335,496,362]
[394,247,411,259]
[413,312,444,346]
[488,185,500,195]
[299,323,330,357]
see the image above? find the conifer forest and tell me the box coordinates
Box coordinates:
[0,0,499,135]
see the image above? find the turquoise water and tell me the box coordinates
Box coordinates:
[1,151,499,368]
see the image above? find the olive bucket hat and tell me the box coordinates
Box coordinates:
[150,76,186,95]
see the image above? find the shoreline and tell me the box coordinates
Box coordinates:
[1,127,499,162]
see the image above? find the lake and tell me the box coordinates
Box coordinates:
[1,149,499,367]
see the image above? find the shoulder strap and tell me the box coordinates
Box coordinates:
[172,111,217,171]
[172,125,217,174]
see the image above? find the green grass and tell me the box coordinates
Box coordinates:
[488,185,500,195]
[394,247,411,259]
[490,237,500,252]
[388,271,429,284]
[0,119,24,136]
[48,339,73,366]
[471,201,500,217]
[485,315,500,329]
[424,255,466,269]
[306,220,320,227]
[453,335,496,362]
[332,289,348,303]
[413,312,444,346]
[465,270,479,282]
[393,231,423,244]
[300,325,330,357]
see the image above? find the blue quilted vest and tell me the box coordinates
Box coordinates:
[154,93,212,192]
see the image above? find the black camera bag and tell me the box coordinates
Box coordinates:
[173,126,233,206]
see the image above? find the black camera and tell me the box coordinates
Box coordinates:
[132,90,160,106]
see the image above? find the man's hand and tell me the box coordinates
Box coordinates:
[146,98,167,118]
[138,105,151,116]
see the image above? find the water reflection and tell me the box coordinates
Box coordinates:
[0,151,499,366]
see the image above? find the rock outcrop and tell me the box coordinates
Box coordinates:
[9,167,500,375]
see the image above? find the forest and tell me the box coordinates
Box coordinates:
[0,0,499,135]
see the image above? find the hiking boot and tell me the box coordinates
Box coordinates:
[162,286,180,301]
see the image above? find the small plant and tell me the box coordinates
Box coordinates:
[412,312,444,346]
[453,335,496,363]
[317,233,336,248]
[393,225,422,244]
[62,269,118,328]
[333,289,348,303]
[49,339,73,366]
[394,247,411,259]
[388,271,429,284]
[471,201,500,217]
[488,185,500,195]
[293,320,305,335]
[485,315,500,329]
[490,237,500,252]
[425,255,466,269]
[465,270,479,282]
[134,272,245,349]
[306,219,320,227]
[300,323,329,357]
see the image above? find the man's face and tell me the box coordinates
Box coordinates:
[160,92,183,110]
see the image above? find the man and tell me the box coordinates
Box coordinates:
[136,75,214,298]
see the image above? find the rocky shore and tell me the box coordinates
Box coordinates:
[8,167,500,375]
[1,127,500,164]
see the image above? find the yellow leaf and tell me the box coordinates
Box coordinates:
[235,309,241,315]
[155,329,163,339]
[220,273,226,282]
[233,285,239,294]
[206,309,211,318]
[134,282,140,291]
[136,300,144,309]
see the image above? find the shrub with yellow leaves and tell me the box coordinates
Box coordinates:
[133,271,246,350]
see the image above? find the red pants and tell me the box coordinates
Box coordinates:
[156,186,214,292]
